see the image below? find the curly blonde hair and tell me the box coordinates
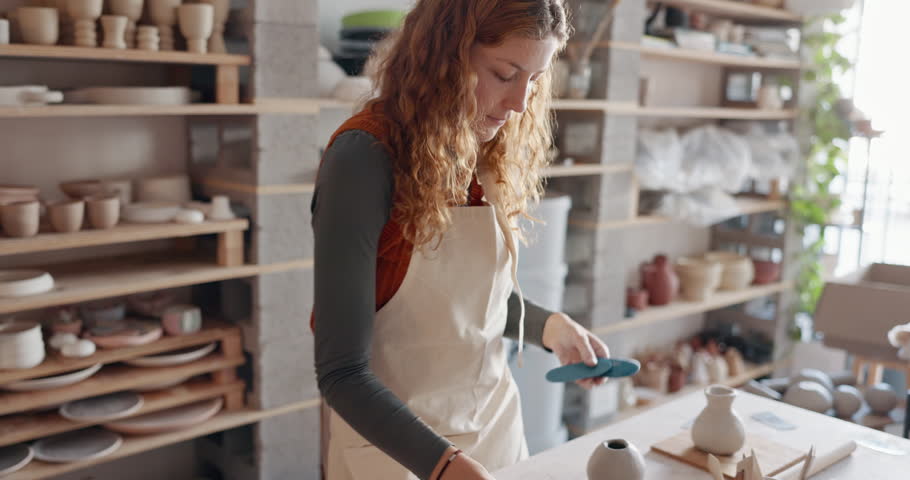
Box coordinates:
[365,0,570,248]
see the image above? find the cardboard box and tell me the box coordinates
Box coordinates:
[814,263,910,362]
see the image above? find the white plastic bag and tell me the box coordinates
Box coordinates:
[654,187,743,227]
[727,122,799,181]
[636,128,683,191]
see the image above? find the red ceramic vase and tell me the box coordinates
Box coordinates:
[642,254,679,306]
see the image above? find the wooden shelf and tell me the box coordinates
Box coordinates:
[0,355,244,416]
[572,197,785,230]
[7,399,322,480]
[543,163,633,178]
[649,0,802,22]
[551,100,798,119]
[0,321,239,386]
[0,254,312,315]
[0,100,322,118]
[0,44,250,66]
[608,41,801,70]
[0,219,248,257]
[0,378,244,448]
[593,281,792,336]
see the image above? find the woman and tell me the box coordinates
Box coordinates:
[313,1,611,479]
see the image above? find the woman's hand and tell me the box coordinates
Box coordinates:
[433,446,495,480]
[541,312,611,389]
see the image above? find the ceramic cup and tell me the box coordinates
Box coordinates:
[136,25,160,51]
[177,3,214,54]
[100,14,127,49]
[0,19,10,45]
[17,6,59,45]
[161,304,202,336]
[86,194,120,229]
[148,0,181,50]
[1,201,40,237]
[0,321,46,369]
[199,0,228,53]
[67,0,103,47]
[209,195,234,220]
[48,199,85,233]
[108,0,143,48]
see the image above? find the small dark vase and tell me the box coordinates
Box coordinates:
[641,254,679,306]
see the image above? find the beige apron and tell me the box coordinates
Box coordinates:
[325,179,528,479]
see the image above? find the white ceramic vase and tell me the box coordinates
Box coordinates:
[691,384,746,456]
[587,439,645,480]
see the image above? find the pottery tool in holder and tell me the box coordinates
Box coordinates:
[545,357,640,383]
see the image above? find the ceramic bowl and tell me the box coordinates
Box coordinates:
[675,257,722,301]
[64,86,192,105]
[59,180,108,199]
[783,381,833,413]
[160,304,202,336]
[134,175,191,203]
[1,201,40,237]
[0,184,40,205]
[704,251,755,290]
[0,321,46,369]
[79,300,127,326]
[0,85,63,107]
[123,202,180,223]
[86,194,120,229]
[0,270,54,297]
[48,199,85,233]
[752,259,781,284]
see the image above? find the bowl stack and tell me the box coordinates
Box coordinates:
[675,257,723,301]
[333,9,406,76]
[704,251,755,291]
[0,321,46,370]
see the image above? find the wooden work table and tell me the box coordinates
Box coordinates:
[495,389,910,479]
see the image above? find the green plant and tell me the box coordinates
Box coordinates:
[789,13,854,340]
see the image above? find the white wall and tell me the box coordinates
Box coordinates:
[318,0,415,52]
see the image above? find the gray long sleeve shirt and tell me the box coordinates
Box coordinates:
[312,130,553,479]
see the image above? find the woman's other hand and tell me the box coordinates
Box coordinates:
[541,312,611,389]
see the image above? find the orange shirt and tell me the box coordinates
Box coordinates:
[311,104,484,330]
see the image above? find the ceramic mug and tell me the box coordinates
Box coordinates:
[161,304,202,335]
[1,201,40,237]
[48,199,85,233]
[17,6,59,45]
[0,19,10,45]
[86,194,120,229]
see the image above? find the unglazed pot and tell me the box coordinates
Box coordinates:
[587,439,645,480]
[17,6,59,45]
[86,194,120,229]
[1,201,40,237]
[641,254,678,306]
[48,199,85,233]
[177,3,213,54]
[691,384,745,456]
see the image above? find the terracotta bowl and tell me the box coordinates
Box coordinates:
[48,199,85,233]
[60,180,108,199]
[752,259,781,285]
[0,184,40,205]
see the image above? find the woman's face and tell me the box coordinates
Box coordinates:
[469,35,559,142]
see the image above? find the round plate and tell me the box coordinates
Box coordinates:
[33,428,122,463]
[105,397,223,435]
[124,342,216,368]
[0,363,102,392]
[0,444,33,476]
[59,391,144,422]
[545,358,641,383]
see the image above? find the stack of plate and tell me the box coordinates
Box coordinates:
[333,9,406,76]
[0,321,45,370]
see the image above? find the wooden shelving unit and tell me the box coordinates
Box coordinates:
[0,44,250,66]
[593,281,792,336]
[650,0,802,22]
[0,255,312,315]
[607,41,801,70]
[7,398,321,480]
[0,100,323,118]
[551,100,799,119]
[570,197,786,230]
[543,163,633,178]
[0,219,247,258]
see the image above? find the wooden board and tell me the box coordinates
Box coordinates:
[7,399,322,480]
[0,355,243,416]
[0,44,249,66]
[0,219,247,257]
[0,102,320,118]
[543,163,633,178]
[0,379,243,448]
[652,430,805,478]
[592,282,792,336]
[551,100,799,119]
[0,254,312,315]
[570,197,785,230]
[607,41,801,70]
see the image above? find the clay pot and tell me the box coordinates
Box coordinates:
[783,381,833,413]
[626,288,649,311]
[100,15,127,49]
[641,254,679,306]
[1,201,40,237]
[587,439,646,480]
[691,385,746,456]
[675,257,723,301]
[587,438,645,480]
[86,194,120,229]
[864,383,898,415]
[17,6,59,45]
[177,4,214,54]
[833,385,863,418]
[704,251,754,291]
[752,259,781,284]
[48,199,85,233]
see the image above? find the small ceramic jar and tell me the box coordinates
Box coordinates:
[1,201,40,237]
[86,194,120,229]
[17,6,59,45]
[587,439,645,480]
[161,304,202,335]
[48,199,85,233]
